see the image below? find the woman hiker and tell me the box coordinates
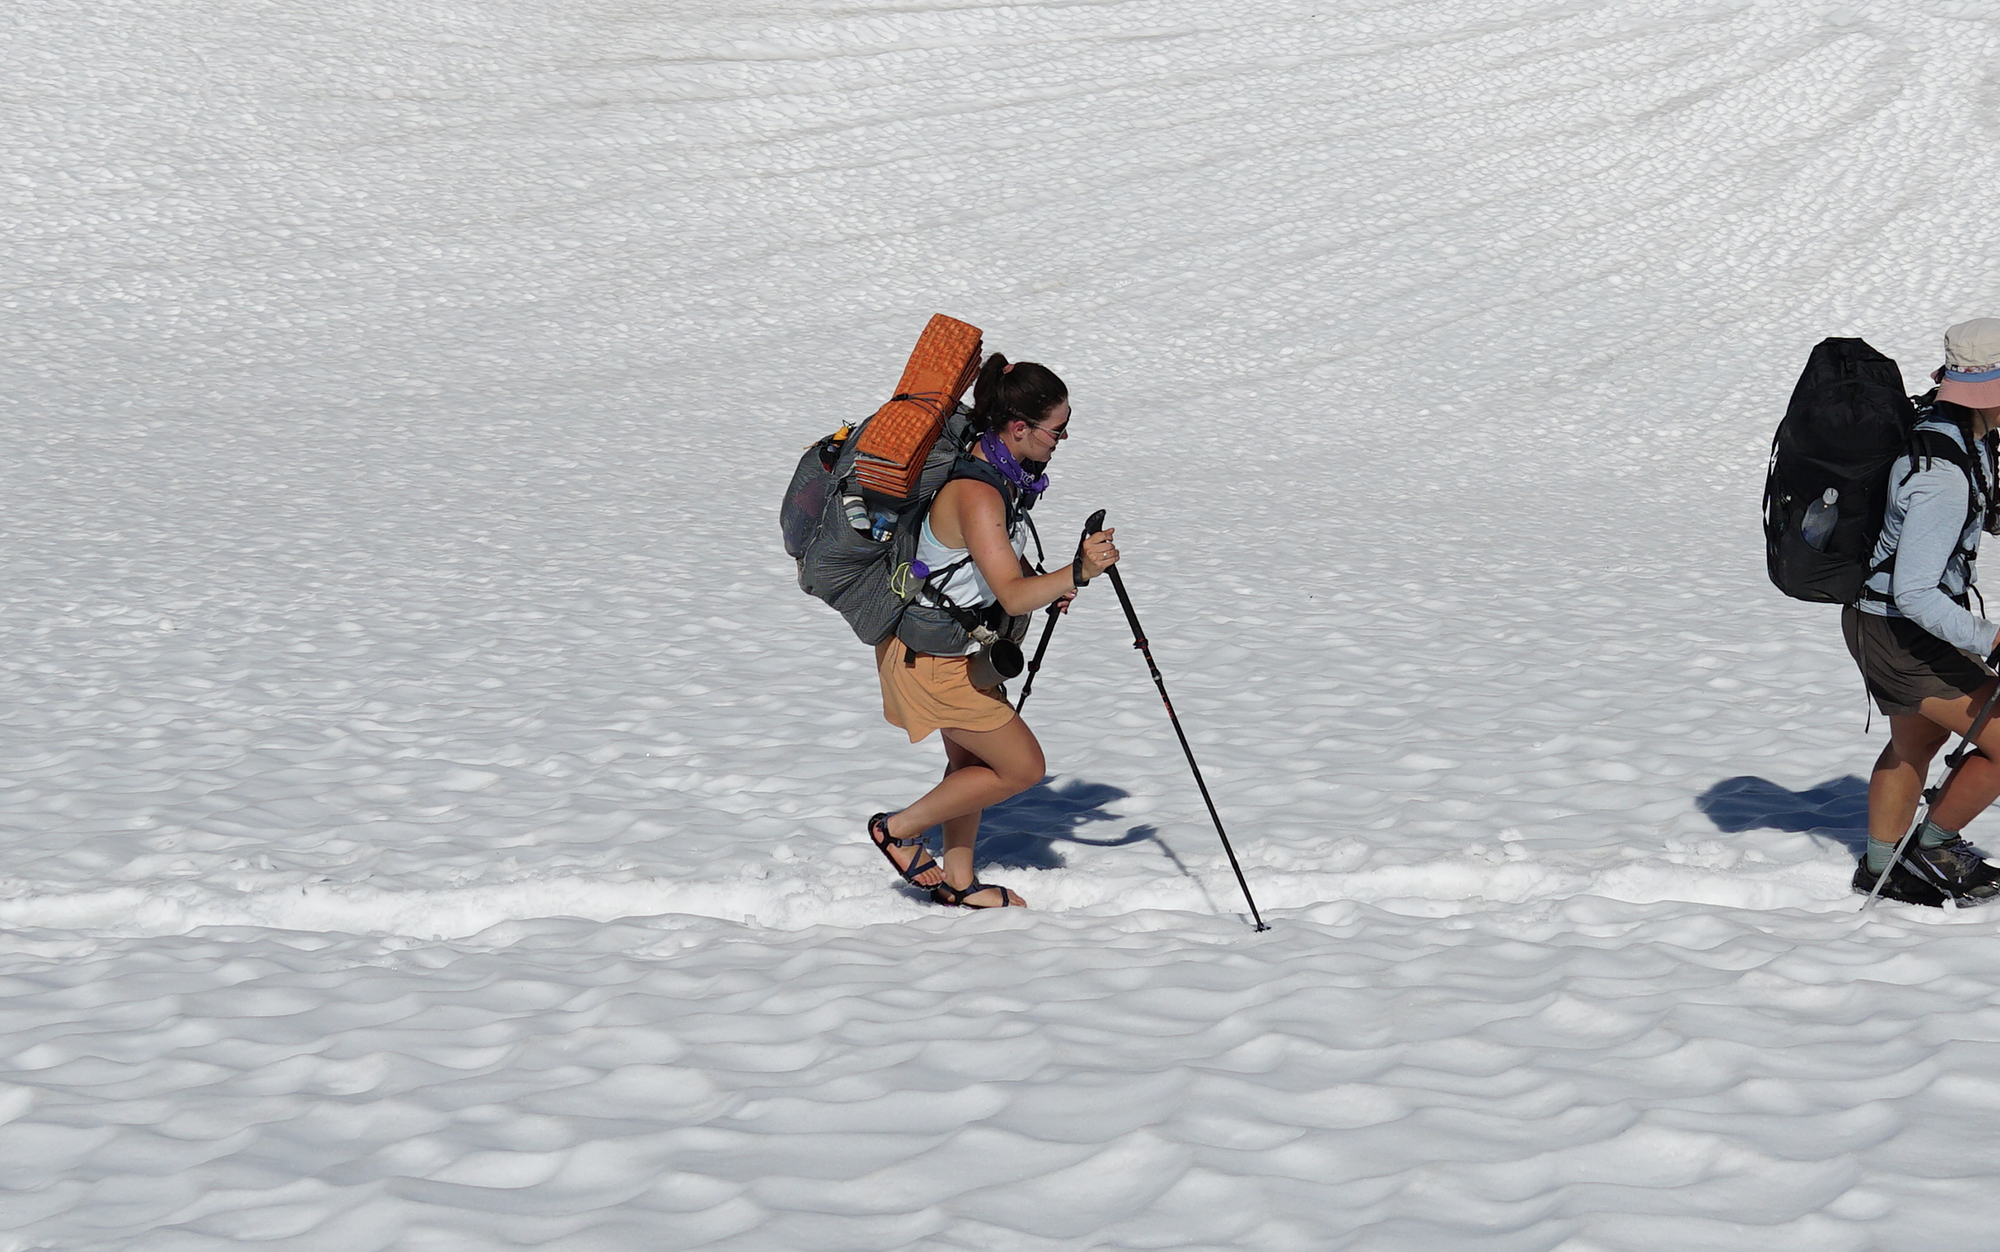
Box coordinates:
[1850,318,2000,905]
[867,355,1119,909]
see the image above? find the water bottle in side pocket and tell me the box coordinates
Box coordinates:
[1801,487,1838,551]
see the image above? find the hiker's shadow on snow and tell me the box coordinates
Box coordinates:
[920,777,1159,873]
[1695,775,1869,852]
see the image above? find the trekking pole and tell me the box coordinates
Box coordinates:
[1015,509,1105,713]
[1863,644,2000,910]
[1099,518,1269,932]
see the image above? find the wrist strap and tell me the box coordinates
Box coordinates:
[1072,556,1089,588]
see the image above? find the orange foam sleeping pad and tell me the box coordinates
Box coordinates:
[851,314,983,500]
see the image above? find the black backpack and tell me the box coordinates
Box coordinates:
[1764,338,1939,604]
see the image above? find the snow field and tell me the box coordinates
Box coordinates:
[6,903,2000,1250]
[8,0,2000,1246]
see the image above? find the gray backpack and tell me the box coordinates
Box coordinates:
[783,405,1032,654]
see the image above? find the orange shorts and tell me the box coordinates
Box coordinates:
[874,638,1018,743]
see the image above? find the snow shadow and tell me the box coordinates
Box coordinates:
[1695,775,1869,851]
[918,777,1159,872]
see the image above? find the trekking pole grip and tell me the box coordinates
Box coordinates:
[1074,508,1107,587]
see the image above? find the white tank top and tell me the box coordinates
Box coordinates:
[915,513,1028,655]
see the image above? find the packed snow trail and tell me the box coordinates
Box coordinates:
[7,0,2000,1247]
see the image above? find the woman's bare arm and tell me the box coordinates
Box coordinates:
[946,481,1115,616]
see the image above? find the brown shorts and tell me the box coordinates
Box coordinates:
[874,638,1018,743]
[1842,604,1993,716]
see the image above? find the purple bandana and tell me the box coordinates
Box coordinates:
[979,431,1049,497]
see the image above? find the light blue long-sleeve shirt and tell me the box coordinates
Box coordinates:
[1856,418,2000,656]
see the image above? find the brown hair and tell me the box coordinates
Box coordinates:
[968,354,1067,436]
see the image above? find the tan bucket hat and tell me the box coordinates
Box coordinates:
[1934,317,2000,408]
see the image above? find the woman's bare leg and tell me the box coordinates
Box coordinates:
[1869,713,1949,845]
[938,734,985,881]
[883,717,1043,906]
[1917,683,2000,832]
[884,718,1044,838]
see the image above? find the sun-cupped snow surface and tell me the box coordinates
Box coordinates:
[8,0,2000,1246]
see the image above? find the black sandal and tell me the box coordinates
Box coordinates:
[868,813,942,887]
[930,879,1020,909]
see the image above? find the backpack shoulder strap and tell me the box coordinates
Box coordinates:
[946,456,1022,530]
[1908,427,1980,538]
[1866,424,1982,608]
[1910,426,1973,474]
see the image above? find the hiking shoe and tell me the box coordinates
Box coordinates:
[1905,834,2000,903]
[1853,837,2000,907]
[1852,853,1950,907]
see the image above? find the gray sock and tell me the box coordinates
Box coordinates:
[1918,819,1958,848]
[1867,839,1897,872]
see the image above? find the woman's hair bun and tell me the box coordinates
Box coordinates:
[970,354,1067,435]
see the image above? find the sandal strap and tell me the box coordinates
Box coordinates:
[869,814,941,887]
[869,814,927,849]
[933,879,1015,907]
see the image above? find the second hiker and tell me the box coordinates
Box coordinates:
[1849,318,2000,905]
